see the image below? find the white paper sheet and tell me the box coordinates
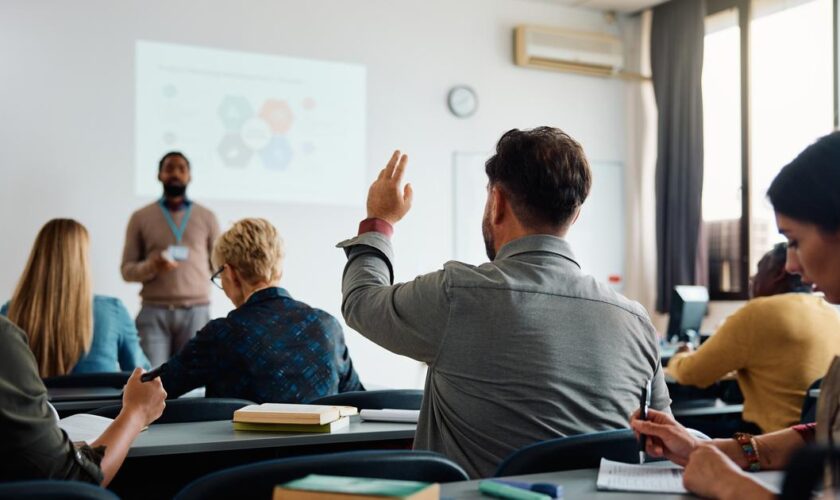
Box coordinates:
[596,458,688,494]
[358,409,419,423]
[58,414,114,443]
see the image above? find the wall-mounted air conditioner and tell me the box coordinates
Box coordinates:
[514,25,625,78]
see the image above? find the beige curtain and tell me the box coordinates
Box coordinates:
[621,10,658,317]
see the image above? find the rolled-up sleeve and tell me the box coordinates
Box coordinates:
[337,233,451,364]
[0,318,103,483]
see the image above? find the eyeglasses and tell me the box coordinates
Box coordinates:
[210,265,224,290]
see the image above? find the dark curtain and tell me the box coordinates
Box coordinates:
[651,0,706,313]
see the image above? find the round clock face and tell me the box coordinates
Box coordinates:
[447,86,478,118]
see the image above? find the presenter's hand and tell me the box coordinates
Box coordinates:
[630,408,699,466]
[121,368,166,427]
[366,150,413,225]
[151,251,178,274]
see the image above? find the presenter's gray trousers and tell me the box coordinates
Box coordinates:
[136,304,211,367]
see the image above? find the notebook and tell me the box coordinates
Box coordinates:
[273,474,439,500]
[596,458,687,494]
[58,414,114,444]
[233,404,357,425]
[359,409,420,423]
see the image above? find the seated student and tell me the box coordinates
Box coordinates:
[631,131,840,499]
[337,128,671,478]
[2,219,149,377]
[667,242,840,433]
[1,316,166,484]
[160,218,363,403]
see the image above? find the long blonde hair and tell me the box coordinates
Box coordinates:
[8,219,93,377]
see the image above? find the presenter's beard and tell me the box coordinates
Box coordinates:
[163,183,187,197]
[482,215,496,261]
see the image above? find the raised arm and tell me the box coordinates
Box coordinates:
[338,151,450,363]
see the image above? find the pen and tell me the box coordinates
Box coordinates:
[140,364,167,383]
[639,377,652,464]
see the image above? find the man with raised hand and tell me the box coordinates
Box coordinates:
[337,127,670,478]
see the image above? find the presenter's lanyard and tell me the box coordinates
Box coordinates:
[158,198,192,244]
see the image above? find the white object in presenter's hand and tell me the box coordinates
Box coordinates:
[152,249,179,273]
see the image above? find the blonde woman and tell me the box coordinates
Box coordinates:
[159,218,363,403]
[2,219,149,377]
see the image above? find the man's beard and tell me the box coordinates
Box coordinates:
[163,182,187,197]
[482,213,496,261]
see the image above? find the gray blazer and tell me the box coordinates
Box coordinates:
[338,232,670,478]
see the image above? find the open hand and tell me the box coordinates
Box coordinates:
[366,150,413,225]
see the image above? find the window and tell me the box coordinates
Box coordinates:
[701,0,836,300]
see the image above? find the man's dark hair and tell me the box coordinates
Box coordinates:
[158,151,190,172]
[485,127,592,229]
[766,242,811,293]
[767,131,840,233]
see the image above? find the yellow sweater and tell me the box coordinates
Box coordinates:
[667,293,840,433]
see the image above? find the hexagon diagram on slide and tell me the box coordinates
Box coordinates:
[259,99,294,134]
[260,136,294,170]
[217,133,252,168]
[218,96,253,131]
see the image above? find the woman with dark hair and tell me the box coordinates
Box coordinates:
[630,131,840,498]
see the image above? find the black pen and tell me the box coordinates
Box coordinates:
[639,377,652,464]
[140,364,167,383]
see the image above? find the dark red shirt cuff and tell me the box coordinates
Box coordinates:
[791,422,816,443]
[358,218,394,237]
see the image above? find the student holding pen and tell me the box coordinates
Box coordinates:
[632,132,840,499]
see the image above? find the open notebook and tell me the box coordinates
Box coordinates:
[596,458,784,495]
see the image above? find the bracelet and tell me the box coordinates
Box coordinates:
[733,432,761,472]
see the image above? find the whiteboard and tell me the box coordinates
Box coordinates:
[452,152,625,290]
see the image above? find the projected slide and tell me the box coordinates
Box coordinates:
[135,40,366,205]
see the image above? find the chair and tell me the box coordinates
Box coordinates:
[0,480,119,499]
[800,378,822,424]
[88,397,254,423]
[309,390,423,410]
[780,444,840,500]
[174,450,469,500]
[43,372,132,389]
[494,429,640,476]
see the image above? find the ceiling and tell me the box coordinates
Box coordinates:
[528,0,668,13]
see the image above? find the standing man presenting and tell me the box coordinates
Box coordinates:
[122,151,221,366]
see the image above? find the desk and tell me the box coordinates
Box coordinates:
[440,468,784,499]
[671,399,743,418]
[111,417,416,499]
[47,386,123,402]
[127,417,416,457]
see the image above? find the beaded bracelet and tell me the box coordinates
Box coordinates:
[733,432,761,472]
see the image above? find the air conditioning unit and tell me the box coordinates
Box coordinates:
[514,25,625,78]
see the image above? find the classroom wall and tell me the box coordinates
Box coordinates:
[0,0,627,388]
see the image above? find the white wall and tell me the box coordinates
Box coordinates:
[0,0,626,388]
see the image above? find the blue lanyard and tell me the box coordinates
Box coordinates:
[158,198,192,244]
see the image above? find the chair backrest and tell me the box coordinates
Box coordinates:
[89,397,254,423]
[800,378,822,424]
[0,480,119,499]
[174,450,469,500]
[494,429,639,477]
[43,372,132,389]
[780,444,840,500]
[308,390,423,410]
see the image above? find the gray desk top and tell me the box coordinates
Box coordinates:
[127,416,416,457]
[440,467,784,499]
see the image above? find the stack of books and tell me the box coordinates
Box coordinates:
[274,474,439,499]
[233,403,358,433]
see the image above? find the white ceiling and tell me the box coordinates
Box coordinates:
[526,0,668,13]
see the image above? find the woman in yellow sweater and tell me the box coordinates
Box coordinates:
[667,242,840,433]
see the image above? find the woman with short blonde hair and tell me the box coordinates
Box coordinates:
[160,217,363,403]
[3,219,149,378]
